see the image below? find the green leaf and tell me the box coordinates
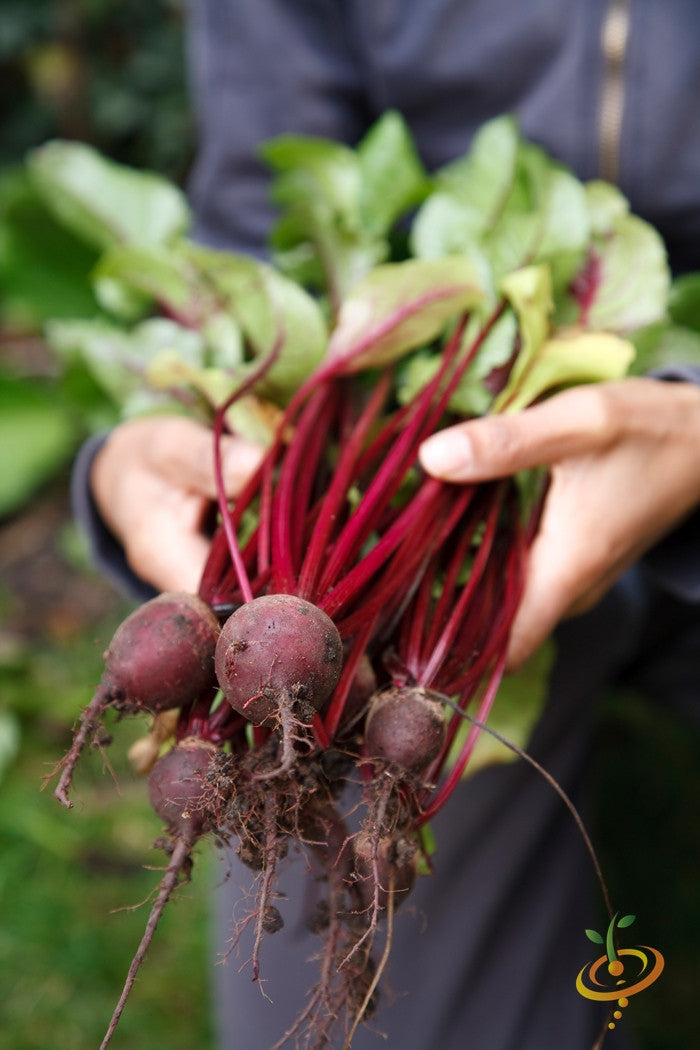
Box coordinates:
[411,117,589,291]
[629,316,700,374]
[400,310,520,417]
[496,328,635,415]
[326,256,484,373]
[0,374,78,514]
[262,135,361,221]
[415,823,438,873]
[492,264,553,409]
[263,133,387,301]
[523,155,589,288]
[186,245,328,400]
[410,116,521,278]
[201,311,245,368]
[0,167,100,326]
[448,309,519,416]
[580,181,670,333]
[45,316,206,417]
[669,272,700,332]
[356,110,431,236]
[92,243,196,318]
[411,193,489,260]
[395,352,442,408]
[618,914,636,928]
[0,710,20,784]
[585,929,605,945]
[144,354,280,445]
[435,115,521,227]
[27,139,191,251]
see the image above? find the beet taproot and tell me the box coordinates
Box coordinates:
[352,830,418,912]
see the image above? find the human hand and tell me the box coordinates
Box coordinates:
[91,415,266,593]
[419,378,700,670]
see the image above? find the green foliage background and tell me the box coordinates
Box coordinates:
[0,4,215,1048]
[0,4,697,1049]
[0,0,192,180]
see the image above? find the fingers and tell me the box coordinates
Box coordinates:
[148,417,266,500]
[418,383,623,481]
[417,378,700,669]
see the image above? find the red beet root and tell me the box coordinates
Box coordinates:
[148,738,221,838]
[215,594,343,726]
[364,686,446,775]
[103,592,221,715]
[50,592,221,809]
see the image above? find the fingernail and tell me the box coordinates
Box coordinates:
[419,431,474,479]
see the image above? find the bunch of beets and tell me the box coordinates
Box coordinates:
[43,111,663,1049]
[50,301,535,1050]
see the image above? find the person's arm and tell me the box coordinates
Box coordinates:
[418,376,700,670]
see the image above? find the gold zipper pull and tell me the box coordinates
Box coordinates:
[599,0,631,183]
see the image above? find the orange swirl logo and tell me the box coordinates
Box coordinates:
[576,913,664,1032]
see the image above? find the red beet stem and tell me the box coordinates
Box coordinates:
[415,648,508,826]
[322,615,378,739]
[419,485,504,687]
[297,371,392,599]
[271,384,338,592]
[319,477,440,620]
[211,325,288,603]
[314,316,471,596]
[401,486,478,676]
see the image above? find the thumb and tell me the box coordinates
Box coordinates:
[418,387,611,482]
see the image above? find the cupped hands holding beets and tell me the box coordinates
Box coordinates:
[91,375,700,672]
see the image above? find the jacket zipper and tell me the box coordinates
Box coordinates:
[598,0,631,183]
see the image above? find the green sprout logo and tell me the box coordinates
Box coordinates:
[576,913,664,1032]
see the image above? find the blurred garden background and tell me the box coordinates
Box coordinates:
[0,2,697,1049]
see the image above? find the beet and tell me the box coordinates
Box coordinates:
[364,686,445,774]
[215,594,343,725]
[50,592,221,809]
[148,738,221,838]
[103,591,221,715]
